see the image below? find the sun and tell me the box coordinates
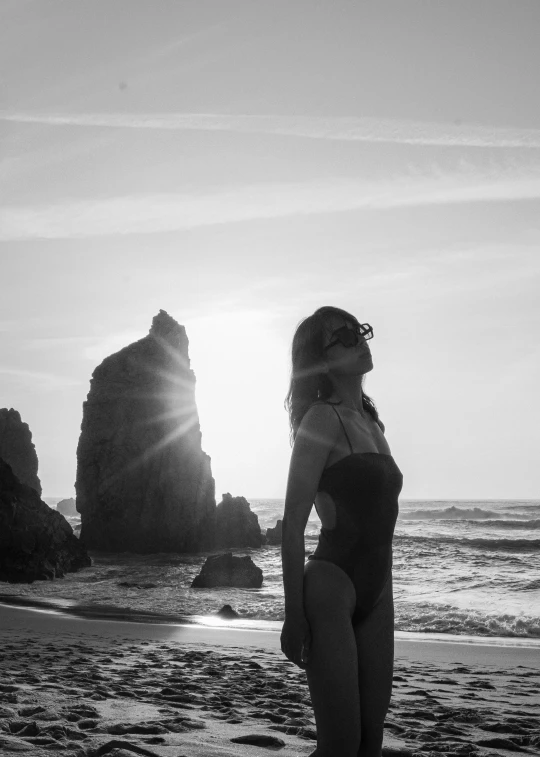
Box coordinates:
[183,310,290,497]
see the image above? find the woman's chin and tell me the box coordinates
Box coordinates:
[362,357,374,373]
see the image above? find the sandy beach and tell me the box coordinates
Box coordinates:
[0,603,539,757]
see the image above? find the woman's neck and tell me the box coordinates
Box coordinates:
[328,375,365,414]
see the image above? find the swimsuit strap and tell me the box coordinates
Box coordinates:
[329,404,354,455]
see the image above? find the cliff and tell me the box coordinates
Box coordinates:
[0,408,41,495]
[0,458,90,582]
[75,310,216,552]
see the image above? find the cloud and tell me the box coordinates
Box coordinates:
[0,368,82,390]
[23,331,152,362]
[2,170,540,241]
[21,336,100,350]
[3,111,540,148]
[81,330,146,362]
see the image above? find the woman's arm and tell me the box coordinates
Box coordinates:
[281,404,339,665]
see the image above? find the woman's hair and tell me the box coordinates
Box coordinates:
[284,305,382,442]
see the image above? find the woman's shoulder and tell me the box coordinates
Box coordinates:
[294,401,341,453]
[298,400,341,433]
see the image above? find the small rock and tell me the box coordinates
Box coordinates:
[56,497,77,516]
[231,733,286,747]
[117,582,158,589]
[215,604,239,619]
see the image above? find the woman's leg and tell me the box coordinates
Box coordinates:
[303,559,360,757]
[354,575,394,757]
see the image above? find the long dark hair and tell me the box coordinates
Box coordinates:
[284,305,383,442]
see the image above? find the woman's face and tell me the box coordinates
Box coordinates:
[322,316,373,376]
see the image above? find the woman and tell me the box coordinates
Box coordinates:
[281,305,403,757]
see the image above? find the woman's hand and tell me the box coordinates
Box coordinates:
[281,611,312,669]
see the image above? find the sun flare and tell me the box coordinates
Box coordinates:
[183,311,290,497]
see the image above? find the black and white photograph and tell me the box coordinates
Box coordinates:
[1,2,539,756]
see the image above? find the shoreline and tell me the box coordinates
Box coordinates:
[2,593,540,647]
[2,599,540,670]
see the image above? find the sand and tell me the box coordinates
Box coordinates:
[0,603,539,757]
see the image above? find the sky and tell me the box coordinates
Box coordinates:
[1,0,539,500]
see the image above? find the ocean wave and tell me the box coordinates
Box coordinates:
[502,503,540,511]
[461,519,540,529]
[396,603,540,638]
[395,533,540,552]
[400,506,526,520]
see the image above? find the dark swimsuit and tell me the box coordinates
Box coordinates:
[309,404,403,624]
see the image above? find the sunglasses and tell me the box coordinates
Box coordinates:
[324,323,373,351]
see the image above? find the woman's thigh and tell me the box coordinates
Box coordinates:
[354,574,394,740]
[303,560,360,755]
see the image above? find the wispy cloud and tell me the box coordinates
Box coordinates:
[81,331,147,362]
[22,336,100,350]
[0,368,82,390]
[2,170,540,241]
[22,332,148,362]
[3,111,540,148]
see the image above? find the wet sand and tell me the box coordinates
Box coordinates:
[0,603,539,756]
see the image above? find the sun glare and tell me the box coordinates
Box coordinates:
[183,311,290,497]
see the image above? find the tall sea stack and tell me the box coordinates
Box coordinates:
[0,408,42,496]
[76,310,216,552]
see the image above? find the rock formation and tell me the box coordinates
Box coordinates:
[191,553,263,588]
[215,604,240,619]
[76,310,216,552]
[265,519,283,545]
[56,497,77,516]
[215,493,263,549]
[0,458,91,582]
[0,408,41,495]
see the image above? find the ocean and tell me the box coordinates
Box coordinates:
[5,498,540,641]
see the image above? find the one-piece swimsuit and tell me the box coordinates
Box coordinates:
[309,403,403,624]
